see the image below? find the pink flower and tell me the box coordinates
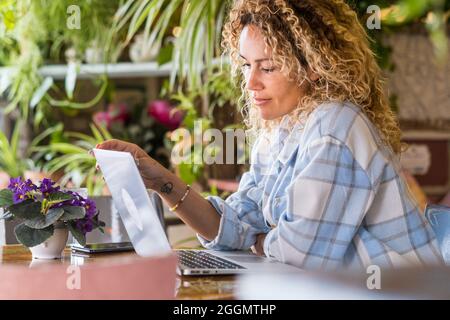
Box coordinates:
[107,103,129,124]
[93,111,112,128]
[93,103,130,129]
[147,100,183,130]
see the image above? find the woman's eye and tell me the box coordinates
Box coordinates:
[262,67,274,73]
[241,63,250,70]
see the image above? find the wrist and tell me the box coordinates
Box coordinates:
[144,173,172,193]
[154,174,189,210]
[138,157,168,191]
[142,160,180,192]
[138,157,188,208]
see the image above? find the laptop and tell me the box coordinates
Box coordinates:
[70,193,166,254]
[93,148,301,275]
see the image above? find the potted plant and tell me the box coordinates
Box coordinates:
[0,0,125,125]
[0,177,105,259]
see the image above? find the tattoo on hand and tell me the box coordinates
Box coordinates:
[160,182,173,194]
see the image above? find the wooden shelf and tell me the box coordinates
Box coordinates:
[402,130,450,141]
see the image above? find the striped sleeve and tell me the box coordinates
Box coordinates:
[197,139,271,251]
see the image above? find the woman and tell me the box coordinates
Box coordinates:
[96,0,443,270]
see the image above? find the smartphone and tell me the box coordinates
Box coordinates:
[70,242,134,254]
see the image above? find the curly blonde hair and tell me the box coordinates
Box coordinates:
[222,0,403,154]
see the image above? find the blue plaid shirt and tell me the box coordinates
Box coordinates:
[198,101,443,270]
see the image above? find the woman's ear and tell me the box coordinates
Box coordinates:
[307,67,319,81]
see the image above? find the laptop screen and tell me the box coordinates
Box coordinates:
[93,149,172,257]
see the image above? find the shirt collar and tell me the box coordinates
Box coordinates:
[278,121,304,164]
[266,113,305,165]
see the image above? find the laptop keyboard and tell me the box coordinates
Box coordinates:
[176,250,246,270]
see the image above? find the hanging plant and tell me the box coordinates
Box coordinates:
[0,0,124,128]
[113,0,229,93]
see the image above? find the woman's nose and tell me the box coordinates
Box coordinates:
[246,69,263,91]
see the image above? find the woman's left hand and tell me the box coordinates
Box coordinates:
[251,233,267,256]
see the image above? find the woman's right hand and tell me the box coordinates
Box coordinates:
[95,139,148,159]
[95,140,221,241]
[94,139,169,191]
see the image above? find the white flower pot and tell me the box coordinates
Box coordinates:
[85,47,104,64]
[129,33,160,63]
[29,223,69,260]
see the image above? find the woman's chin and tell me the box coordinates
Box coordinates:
[256,103,285,121]
[259,110,279,121]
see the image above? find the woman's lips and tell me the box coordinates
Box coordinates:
[253,98,271,106]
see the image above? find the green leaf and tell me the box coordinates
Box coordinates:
[60,206,86,221]
[24,207,64,229]
[68,221,86,246]
[14,223,54,247]
[46,191,73,203]
[30,123,64,149]
[30,77,53,109]
[96,123,113,141]
[8,200,42,219]
[10,119,22,162]
[0,189,13,207]
[0,120,25,177]
[92,217,106,234]
[33,108,45,129]
[46,143,87,154]
[126,0,152,41]
[47,76,108,110]
[3,10,15,30]
[156,43,173,65]
[45,153,94,175]
[65,61,78,100]
[66,131,97,146]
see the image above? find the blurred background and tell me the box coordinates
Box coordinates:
[0,0,448,245]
